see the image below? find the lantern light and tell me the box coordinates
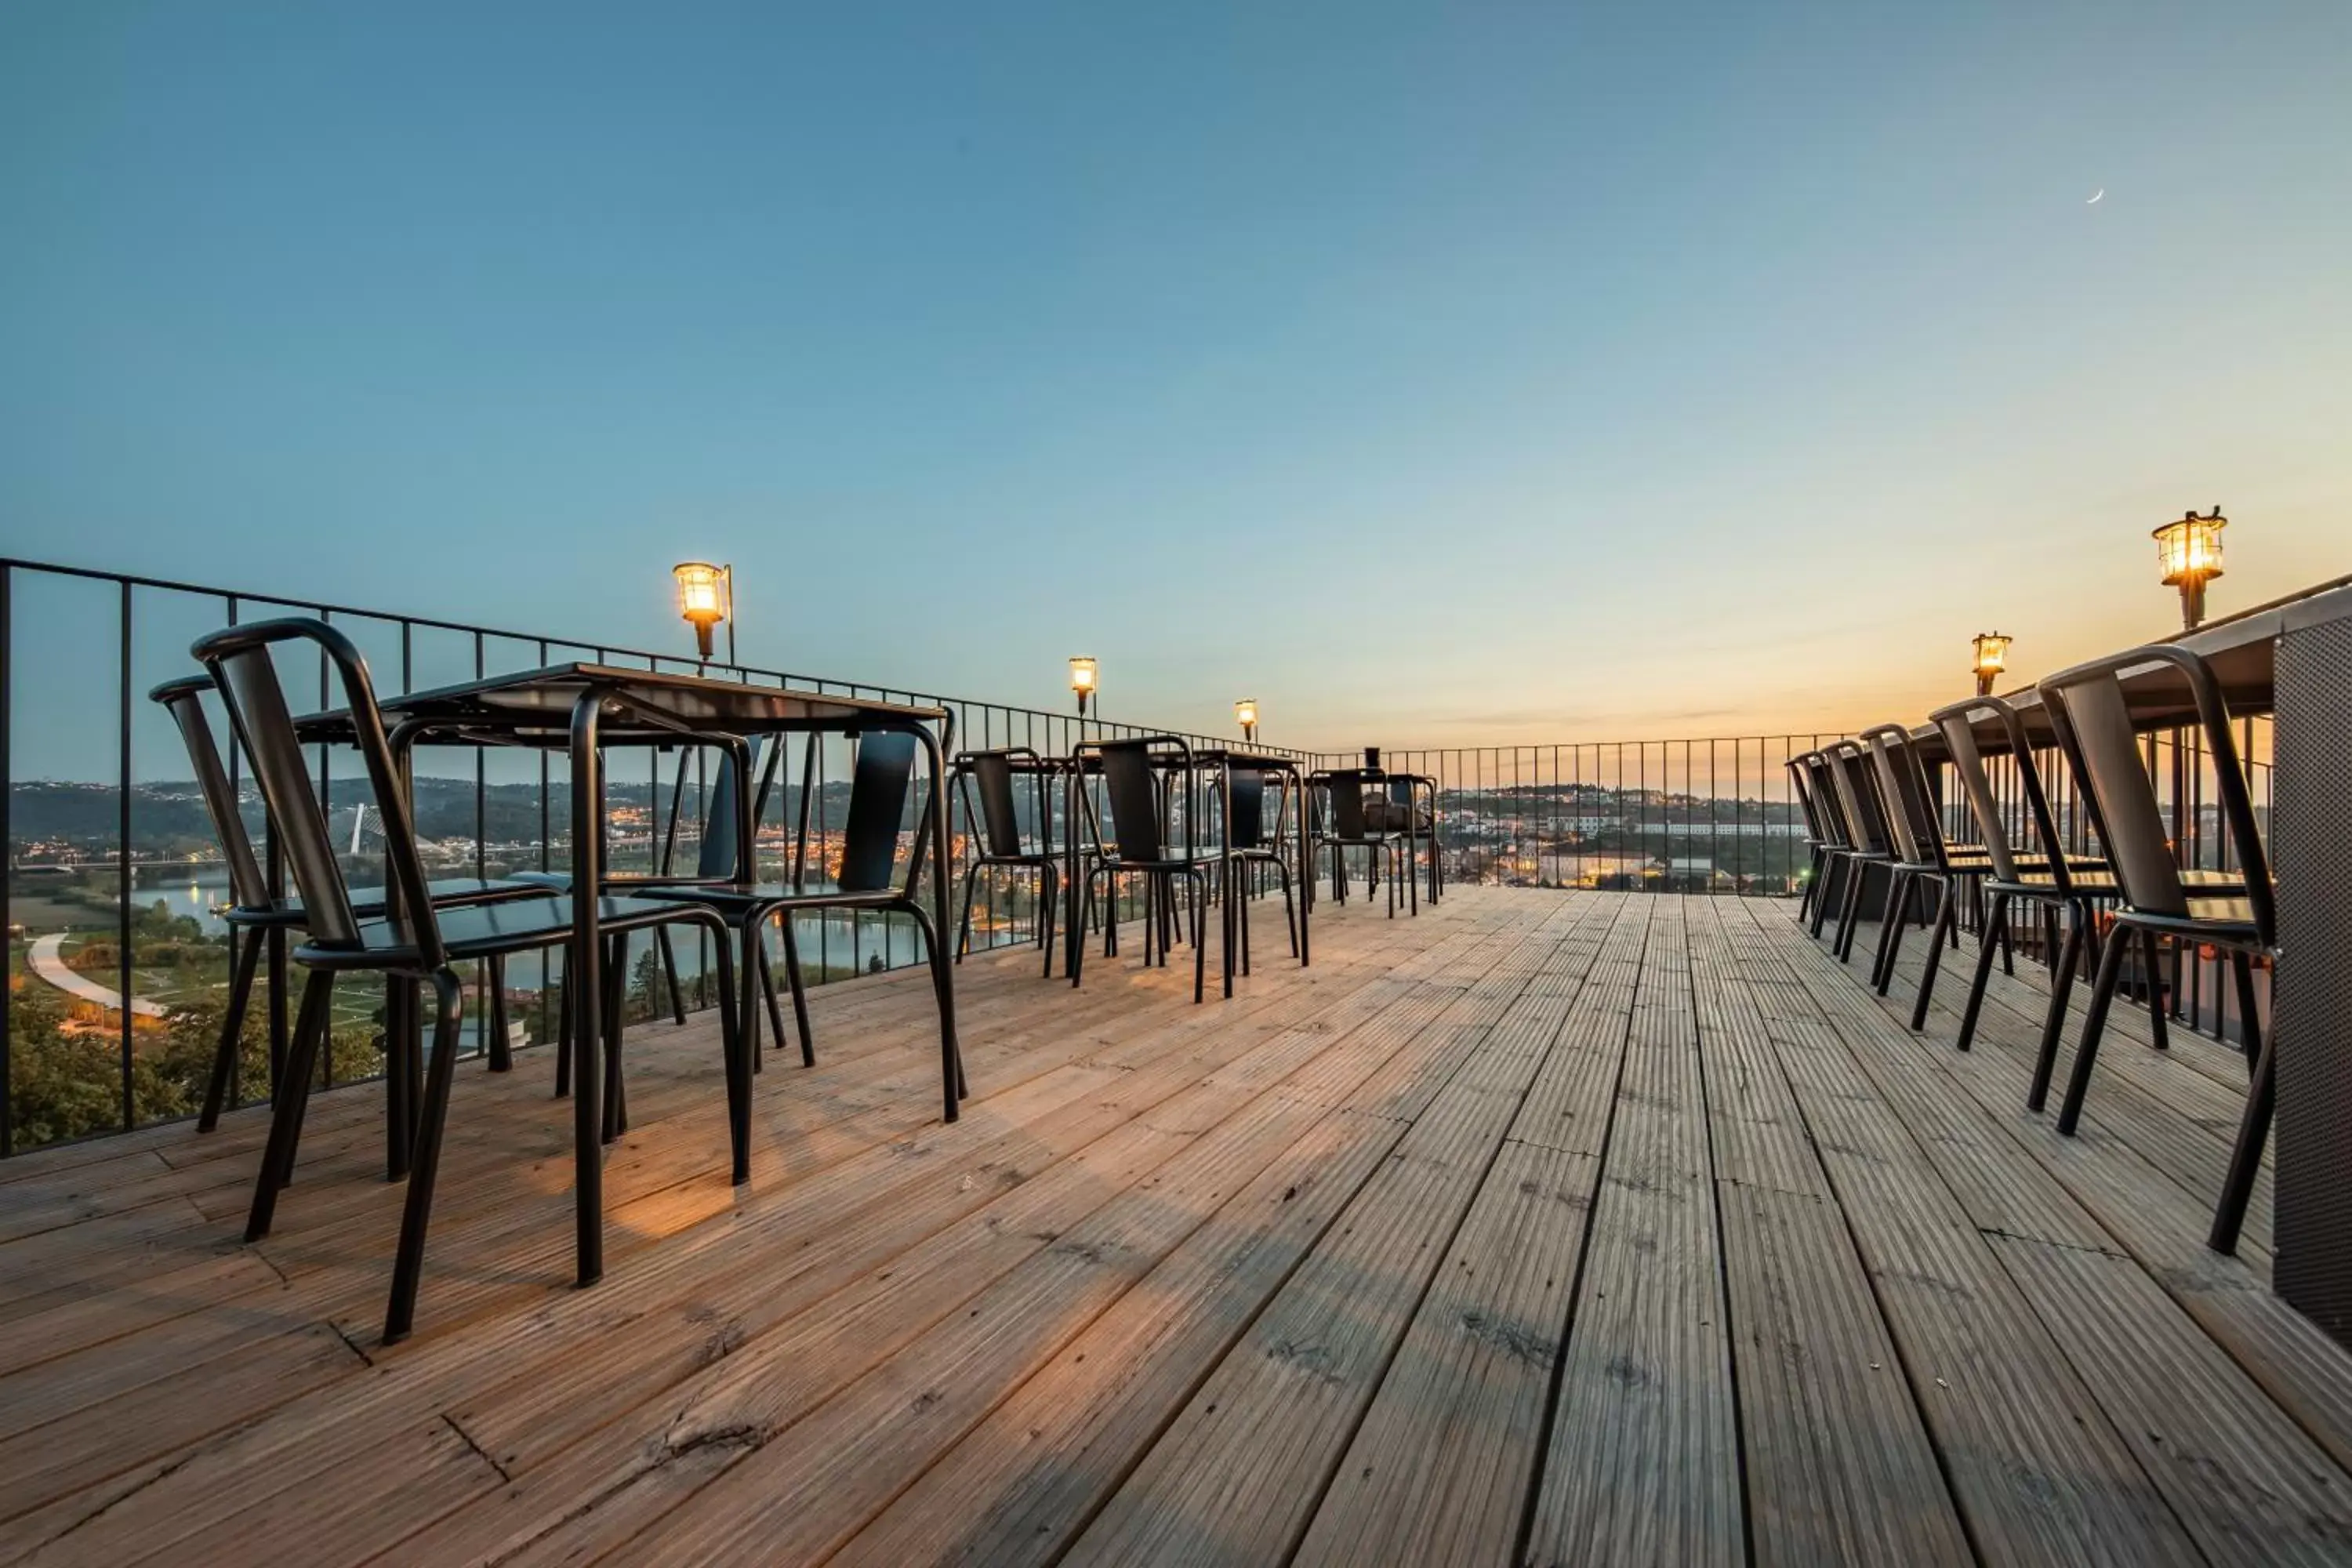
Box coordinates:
[1068,655,1098,717]
[2152,506,2226,630]
[1235,697,1259,742]
[1970,631,2011,696]
[672,561,733,662]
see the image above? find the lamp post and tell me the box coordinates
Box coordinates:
[2153,506,2226,630]
[1069,655,1098,718]
[1235,697,1258,744]
[672,561,735,663]
[1970,631,2011,697]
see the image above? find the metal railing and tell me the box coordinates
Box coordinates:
[1305,739,1837,895]
[0,557,1298,1156]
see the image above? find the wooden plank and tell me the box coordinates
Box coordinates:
[1280,901,1644,1568]
[1728,899,2204,1565]
[1717,1182,1973,1566]
[1824,907,2352,1497]
[1988,1231,2352,1563]
[0,906,1437,1562]
[1690,898,1973,1566]
[819,900,1621,1568]
[0,895,1512,1566]
[1052,900,1633,1567]
[1524,897,1744,1568]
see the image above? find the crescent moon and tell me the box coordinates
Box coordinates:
[2087,189,2104,204]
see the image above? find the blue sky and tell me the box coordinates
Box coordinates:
[2,1,2347,758]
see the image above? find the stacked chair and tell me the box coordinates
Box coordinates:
[1802,638,2275,1260]
[2038,645,2277,1253]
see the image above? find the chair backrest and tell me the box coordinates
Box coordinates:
[1318,769,1373,840]
[1096,740,1167,862]
[691,739,756,881]
[1786,756,1828,843]
[2038,644,2274,940]
[1927,699,2030,884]
[964,750,1028,858]
[1803,752,1854,850]
[838,731,919,894]
[1228,766,1269,851]
[150,676,273,913]
[1860,723,1944,867]
[192,619,441,964]
[1824,741,1893,855]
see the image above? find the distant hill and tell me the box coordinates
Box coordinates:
[9,776,856,860]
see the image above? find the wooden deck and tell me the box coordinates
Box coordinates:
[4,887,2350,1566]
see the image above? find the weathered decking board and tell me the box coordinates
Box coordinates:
[5,887,2352,1567]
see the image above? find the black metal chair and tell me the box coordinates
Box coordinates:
[1817,740,1897,963]
[1922,695,2123,1059]
[632,728,964,1114]
[1221,760,1299,978]
[1308,768,1411,917]
[2038,645,2276,1252]
[1787,753,1836,924]
[149,676,554,1144]
[190,618,747,1343]
[952,748,1062,978]
[1072,737,1218,1003]
[1857,722,1977,995]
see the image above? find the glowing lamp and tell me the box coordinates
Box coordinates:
[1235,697,1258,742]
[2152,507,2226,630]
[1069,655,1098,717]
[672,561,732,660]
[1970,631,2011,697]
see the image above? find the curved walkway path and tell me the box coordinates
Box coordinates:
[24,931,168,1018]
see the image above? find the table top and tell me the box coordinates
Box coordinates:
[1918,573,2352,757]
[297,662,949,746]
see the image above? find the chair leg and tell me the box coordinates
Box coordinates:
[2056,922,2133,1134]
[1832,861,1871,962]
[2230,949,2263,1079]
[776,918,815,1067]
[1871,870,1911,993]
[487,955,512,1072]
[1809,854,1840,938]
[1998,909,2015,976]
[1908,878,1958,1031]
[655,928,688,1026]
[1955,891,2009,1054]
[1039,863,1059,980]
[1278,859,1299,958]
[246,969,335,1242]
[1238,863,1252,978]
[2209,999,2275,1254]
[2028,909,2086,1110]
[709,931,750,1185]
[383,970,465,1345]
[199,930,264,1131]
[601,933,630,1142]
[554,960,572,1098]
[902,902,965,1115]
[2140,928,2171,1050]
[954,861,981,963]
[1191,873,1207,1004]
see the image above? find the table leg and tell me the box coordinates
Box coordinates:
[568,692,604,1287]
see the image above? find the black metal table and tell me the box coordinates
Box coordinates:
[1922,575,2352,1345]
[1059,742,1312,996]
[300,662,958,1288]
